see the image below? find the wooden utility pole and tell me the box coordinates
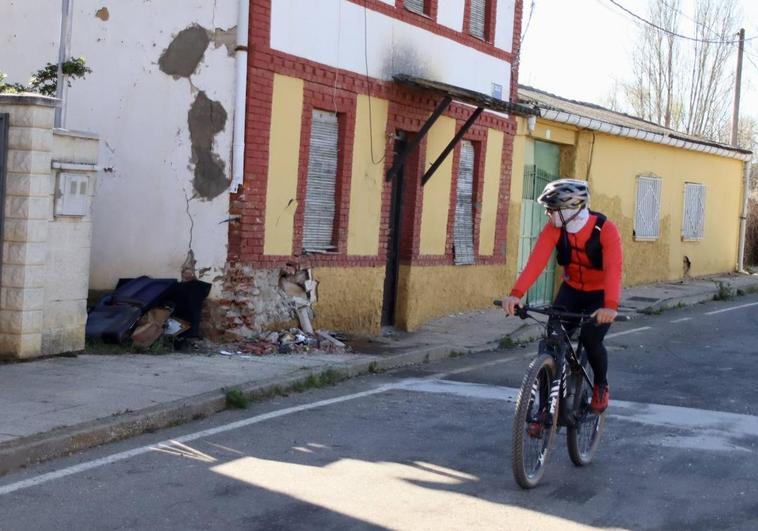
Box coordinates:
[731,28,745,146]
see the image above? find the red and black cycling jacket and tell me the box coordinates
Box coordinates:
[510,213,623,310]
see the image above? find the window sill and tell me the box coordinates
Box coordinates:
[403,6,432,19]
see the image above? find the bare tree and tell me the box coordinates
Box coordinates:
[621,0,739,140]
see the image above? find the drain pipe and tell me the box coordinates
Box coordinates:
[738,159,751,273]
[55,0,74,128]
[230,0,249,193]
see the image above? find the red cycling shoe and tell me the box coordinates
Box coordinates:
[591,384,609,413]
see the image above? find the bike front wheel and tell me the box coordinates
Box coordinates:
[566,360,605,466]
[511,354,558,489]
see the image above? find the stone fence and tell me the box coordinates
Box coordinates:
[0,94,99,359]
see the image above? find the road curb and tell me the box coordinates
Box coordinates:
[0,340,504,477]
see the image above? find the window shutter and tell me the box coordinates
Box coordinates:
[634,176,661,240]
[303,110,339,252]
[404,0,425,15]
[469,0,487,39]
[682,183,706,240]
[454,141,476,265]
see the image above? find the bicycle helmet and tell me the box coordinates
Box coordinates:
[537,179,589,210]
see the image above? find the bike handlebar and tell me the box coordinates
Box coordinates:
[493,300,631,322]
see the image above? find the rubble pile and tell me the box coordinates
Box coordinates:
[219,328,348,357]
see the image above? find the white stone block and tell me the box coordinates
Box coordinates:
[3,219,49,243]
[0,104,55,128]
[0,309,43,334]
[5,196,52,220]
[3,242,47,265]
[0,332,42,359]
[8,126,53,151]
[1,287,44,311]
[42,326,85,355]
[2,264,46,289]
[4,173,53,196]
[52,132,99,164]
[6,149,52,174]
[43,299,87,329]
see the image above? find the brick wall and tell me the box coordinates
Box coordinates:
[217,0,522,334]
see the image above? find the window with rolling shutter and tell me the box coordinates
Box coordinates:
[404,0,427,15]
[634,175,661,240]
[454,141,476,265]
[469,0,487,40]
[682,182,706,241]
[303,110,339,252]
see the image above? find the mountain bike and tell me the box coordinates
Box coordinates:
[494,302,629,489]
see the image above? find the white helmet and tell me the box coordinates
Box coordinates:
[537,179,589,210]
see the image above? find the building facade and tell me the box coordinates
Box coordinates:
[505,86,752,306]
[225,0,526,334]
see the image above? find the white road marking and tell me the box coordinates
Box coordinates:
[605,326,651,339]
[395,379,758,441]
[670,317,692,323]
[0,385,393,497]
[4,373,756,497]
[704,302,758,315]
[434,353,532,379]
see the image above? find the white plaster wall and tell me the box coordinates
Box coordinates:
[495,0,516,53]
[1,1,238,294]
[437,0,466,32]
[271,0,513,99]
[0,1,61,84]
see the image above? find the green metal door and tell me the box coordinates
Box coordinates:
[518,140,559,306]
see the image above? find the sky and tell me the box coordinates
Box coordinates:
[518,0,758,131]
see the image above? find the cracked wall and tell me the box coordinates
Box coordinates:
[0,1,242,293]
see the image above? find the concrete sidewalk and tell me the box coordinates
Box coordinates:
[1,272,757,475]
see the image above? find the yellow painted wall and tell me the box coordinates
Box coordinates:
[419,116,456,255]
[263,74,304,256]
[588,135,744,284]
[532,120,575,145]
[395,264,508,331]
[504,118,529,293]
[508,115,745,290]
[478,129,504,256]
[312,266,386,335]
[347,96,388,255]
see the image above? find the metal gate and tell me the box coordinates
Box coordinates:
[517,140,559,306]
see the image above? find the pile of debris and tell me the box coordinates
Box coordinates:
[219,328,348,357]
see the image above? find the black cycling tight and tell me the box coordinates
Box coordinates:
[553,283,611,386]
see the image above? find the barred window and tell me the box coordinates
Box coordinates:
[634,175,661,240]
[469,0,487,39]
[453,141,476,265]
[303,110,339,252]
[682,182,706,241]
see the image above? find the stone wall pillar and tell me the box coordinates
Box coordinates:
[0,95,57,359]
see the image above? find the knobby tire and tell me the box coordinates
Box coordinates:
[511,354,558,489]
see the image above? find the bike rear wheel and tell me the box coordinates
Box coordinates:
[567,357,605,466]
[511,354,558,489]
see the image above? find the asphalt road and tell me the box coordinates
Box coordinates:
[1,294,757,530]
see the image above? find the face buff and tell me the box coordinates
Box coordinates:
[551,207,590,233]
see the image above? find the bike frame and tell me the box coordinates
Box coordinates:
[515,305,597,427]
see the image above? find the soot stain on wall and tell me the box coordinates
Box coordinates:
[188,91,229,199]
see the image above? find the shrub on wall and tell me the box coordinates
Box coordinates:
[0,58,91,95]
[746,196,758,269]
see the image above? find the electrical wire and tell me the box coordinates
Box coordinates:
[520,0,536,45]
[363,1,385,165]
[606,0,756,44]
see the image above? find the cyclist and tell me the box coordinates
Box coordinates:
[502,179,623,413]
